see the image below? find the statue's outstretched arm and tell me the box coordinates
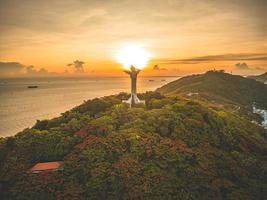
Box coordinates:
[124,70,131,75]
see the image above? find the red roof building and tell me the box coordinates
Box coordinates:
[30,161,63,173]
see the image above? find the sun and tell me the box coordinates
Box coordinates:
[115,44,151,70]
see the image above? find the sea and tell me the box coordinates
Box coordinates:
[0,76,178,137]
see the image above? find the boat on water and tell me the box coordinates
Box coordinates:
[27,86,38,88]
[148,79,155,82]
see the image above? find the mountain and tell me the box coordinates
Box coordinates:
[157,70,267,110]
[247,72,267,83]
[0,91,267,199]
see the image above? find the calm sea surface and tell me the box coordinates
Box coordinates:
[0,76,178,137]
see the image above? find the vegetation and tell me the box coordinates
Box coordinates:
[247,72,267,83]
[156,70,267,110]
[0,89,266,199]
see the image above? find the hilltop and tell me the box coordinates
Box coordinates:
[0,89,267,199]
[157,70,267,110]
[247,72,267,83]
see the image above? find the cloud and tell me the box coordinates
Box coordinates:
[153,65,159,70]
[67,60,85,73]
[26,65,50,75]
[0,61,55,77]
[0,62,24,76]
[152,65,167,71]
[1,0,267,69]
[234,63,267,71]
[235,62,250,70]
[154,53,267,64]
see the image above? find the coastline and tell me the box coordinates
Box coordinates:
[0,76,177,137]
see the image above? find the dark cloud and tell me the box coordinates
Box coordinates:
[67,60,85,73]
[152,65,167,71]
[153,65,159,70]
[235,63,250,70]
[0,61,54,77]
[154,53,267,64]
[234,63,266,71]
[0,62,24,76]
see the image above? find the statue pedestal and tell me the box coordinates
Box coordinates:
[123,94,145,107]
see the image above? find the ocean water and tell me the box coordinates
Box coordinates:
[253,106,267,128]
[0,76,177,137]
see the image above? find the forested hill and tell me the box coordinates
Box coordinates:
[156,71,267,109]
[247,72,267,83]
[0,91,267,199]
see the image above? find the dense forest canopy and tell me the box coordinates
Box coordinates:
[1,72,267,199]
[157,71,267,109]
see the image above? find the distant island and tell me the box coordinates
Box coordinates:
[1,71,267,199]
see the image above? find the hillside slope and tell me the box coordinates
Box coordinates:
[247,72,267,83]
[156,71,267,109]
[0,92,267,199]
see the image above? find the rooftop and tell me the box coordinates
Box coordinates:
[30,161,63,173]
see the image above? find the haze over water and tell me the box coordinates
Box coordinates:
[0,76,177,137]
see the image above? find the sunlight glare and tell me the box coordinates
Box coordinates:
[116,44,151,70]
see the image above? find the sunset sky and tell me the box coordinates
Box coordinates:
[0,0,267,76]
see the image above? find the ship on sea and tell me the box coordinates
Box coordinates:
[27,86,38,89]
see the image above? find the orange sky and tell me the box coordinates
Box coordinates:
[0,0,267,77]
